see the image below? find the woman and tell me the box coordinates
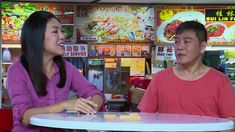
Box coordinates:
[7,11,105,132]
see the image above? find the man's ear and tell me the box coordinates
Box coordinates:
[200,41,207,54]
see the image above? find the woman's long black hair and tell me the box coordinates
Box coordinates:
[20,11,66,96]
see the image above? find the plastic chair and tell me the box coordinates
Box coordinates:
[0,108,13,132]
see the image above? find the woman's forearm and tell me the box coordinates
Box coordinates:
[22,96,104,126]
[22,101,66,126]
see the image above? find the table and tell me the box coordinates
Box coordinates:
[30,112,234,131]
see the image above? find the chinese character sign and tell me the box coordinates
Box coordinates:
[156,46,175,60]
[205,9,235,21]
[156,46,165,60]
[165,46,176,60]
[64,44,88,57]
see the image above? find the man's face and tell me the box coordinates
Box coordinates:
[174,30,205,65]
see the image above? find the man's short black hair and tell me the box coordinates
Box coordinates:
[176,21,208,43]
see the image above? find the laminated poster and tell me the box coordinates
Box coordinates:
[2,2,73,43]
[156,5,235,44]
[77,5,154,43]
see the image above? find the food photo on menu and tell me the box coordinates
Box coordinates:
[77,5,155,43]
[163,20,183,41]
[156,10,205,43]
[156,10,235,44]
[205,22,227,42]
[132,45,142,57]
[205,21,235,43]
[116,45,132,57]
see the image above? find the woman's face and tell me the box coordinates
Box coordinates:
[44,18,65,57]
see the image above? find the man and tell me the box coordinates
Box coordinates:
[138,21,235,131]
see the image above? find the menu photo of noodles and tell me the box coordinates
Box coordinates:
[156,11,205,43]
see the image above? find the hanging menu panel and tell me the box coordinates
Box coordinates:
[156,5,235,45]
[77,5,154,43]
[2,2,74,44]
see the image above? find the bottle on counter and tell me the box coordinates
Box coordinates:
[2,48,11,62]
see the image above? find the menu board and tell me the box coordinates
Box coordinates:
[130,58,146,76]
[121,58,145,76]
[89,45,116,57]
[132,45,142,56]
[205,8,235,44]
[156,6,235,45]
[89,44,150,57]
[77,5,154,43]
[131,45,150,57]
[121,58,132,67]
[116,45,132,57]
[2,2,74,44]
[141,45,150,57]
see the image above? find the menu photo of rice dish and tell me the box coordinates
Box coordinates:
[132,45,142,57]
[163,20,183,41]
[156,11,205,43]
[206,22,227,42]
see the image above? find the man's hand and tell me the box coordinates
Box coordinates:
[129,87,145,104]
[222,117,235,132]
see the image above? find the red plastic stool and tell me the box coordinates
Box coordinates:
[0,108,13,132]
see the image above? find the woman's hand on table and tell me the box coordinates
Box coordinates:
[64,97,98,114]
[22,97,98,126]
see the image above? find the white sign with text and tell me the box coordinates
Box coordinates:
[64,44,88,57]
[156,46,175,60]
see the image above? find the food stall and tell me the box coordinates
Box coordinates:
[0,1,235,132]
[76,5,154,111]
